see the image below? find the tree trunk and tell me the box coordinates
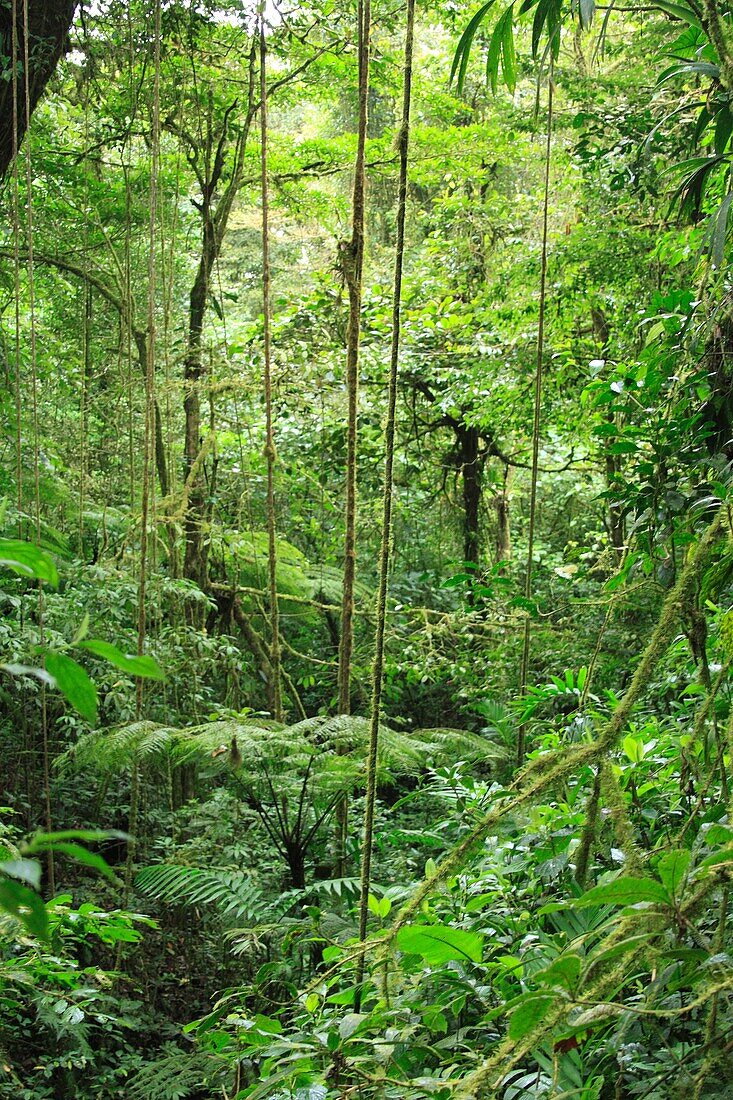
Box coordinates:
[132,329,170,499]
[591,307,624,554]
[284,840,306,889]
[182,248,212,590]
[494,464,512,564]
[178,99,254,590]
[458,424,482,569]
[0,0,78,180]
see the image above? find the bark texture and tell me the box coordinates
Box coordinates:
[0,0,78,180]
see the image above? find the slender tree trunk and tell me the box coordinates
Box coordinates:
[179,91,256,590]
[183,248,212,589]
[133,329,170,498]
[459,424,482,571]
[337,0,370,715]
[494,464,512,564]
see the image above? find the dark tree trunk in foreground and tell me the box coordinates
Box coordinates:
[0,0,78,180]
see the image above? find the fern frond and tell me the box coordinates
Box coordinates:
[127,1049,229,1100]
[135,864,264,923]
[57,721,176,774]
[411,726,507,762]
[66,714,503,797]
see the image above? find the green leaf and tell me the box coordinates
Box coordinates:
[710,191,733,268]
[653,0,702,27]
[70,613,90,646]
[26,829,128,848]
[501,6,517,92]
[508,993,554,1040]
[584,932,654,974]
[28,839,118,883]
[608,440,638,454]
[698,845,733,872]
[339,1012,367,1040]
[77,639,166,680]
[45,652,98,723]
[0,539,58,586]
[623,735,644,763]
[450,0,497,91]
[0,878,48,939]
[656,849,691,898]
[396,922,484,964]
[488,8,514,94]
[714,107,733,156]
[0,858,42,890]
[572,876,669,908]
[537,953,581,991]
[531,0,551,58]
[579,0,594,28]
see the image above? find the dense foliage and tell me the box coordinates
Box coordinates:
[3,0,733,1097]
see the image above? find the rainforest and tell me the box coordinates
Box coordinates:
[2,0,733,1097]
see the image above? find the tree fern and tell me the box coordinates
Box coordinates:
[66,713,500,786]
[67,714,502,891]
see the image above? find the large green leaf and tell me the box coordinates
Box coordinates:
[710,191,733,268]
[26,828,128,847]
[0,539,58,586]
[537,953,581,991]
[0,877,49,939]
[450,0,498,91]
[28,839,118,883]
[396,922,484,964]
[653,0,702,28]
[571,876,669,908]
[508,993,555,1040]
[77,639,166,681]
[656,849,691,898]
[45,652,98,724]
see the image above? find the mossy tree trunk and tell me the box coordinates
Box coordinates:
[0,0,78,180]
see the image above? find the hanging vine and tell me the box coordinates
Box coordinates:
[259,6,283,722]
[15,0,55,892]
[516,56,554,767]
[124,0,162,906]
[355,0,416,1003]
[337,0,371,716]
